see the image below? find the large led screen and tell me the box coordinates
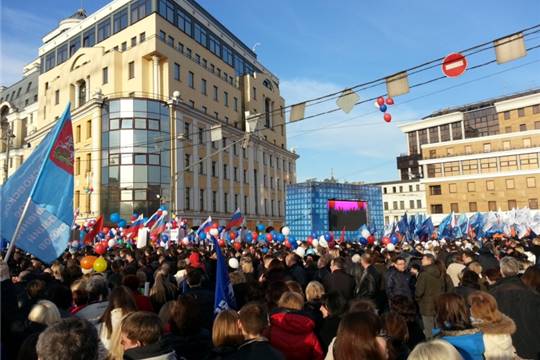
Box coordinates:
[328,199,368,231]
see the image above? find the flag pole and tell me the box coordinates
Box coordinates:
[4,196,33,262]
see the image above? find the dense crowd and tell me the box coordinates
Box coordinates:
[1,233,540,360]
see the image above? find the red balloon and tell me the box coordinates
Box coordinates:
[284,240,291,249]
[306,236,313,245]
[252,231,259,240]
[229,231,237,240]
[382,237,391,245]
[218,239,226,247]
[212,222,219,229]
[102,227,110,234]
[377,97,385,106]
[384,113,392,123]
[265,233,273,242]
[367,235,376,245]
[385,97,394,105]
[233,242,242,251]
[95,242,107,255]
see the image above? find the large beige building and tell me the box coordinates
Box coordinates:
[399,89,540,224]
[28,0,297,225]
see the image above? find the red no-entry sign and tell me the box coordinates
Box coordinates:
[442,53,468,77]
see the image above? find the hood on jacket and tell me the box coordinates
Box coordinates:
[473,314,516,335]
[270,310,315,334]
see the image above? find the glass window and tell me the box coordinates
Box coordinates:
[201,79,207,95]
[148,154,160,165]
[222,45,233,66]
[449,183,457,193]
[97,18,111,42]
[158,0,175,23]
[45,52,56,71]
[209,35,220,56]
[102,67,109,84]
[520,153,539,169]
[431,204,443,214]
[188,72,194,88]
[486,180,495,191]
[488,201,497,211]
[128,61,135,79]
[131,0,151,24]
[194,23,207,46]
[134,189,146,200]
[113,7,128,33]
[121,153,133,165]
[480,158,497,173]
[83,27,96,47]
[429,185,441,195]
[417,199,422,208]
[527,177,536,188]
[451,122,462,140]
[121,118,133,128]
[500,155,518,171]
[177,9,192,35]
[520,124,527,132]
[440,124,450,142]
[518,108,525,117]
[504,111,511,120]
[467,182,476,192]
[174,63,180,81]
[506,179,515,189]
[429,127,439,143]
[134,154,146,164]
[134,118,146,129]
[57,43,68,64]
[418,129,428,146]
[69,36,81,56]
[110,118,120,130]
[529,199,539,209]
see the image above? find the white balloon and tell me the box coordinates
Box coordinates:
[209,228,219,237]
[281,226,291,236]
[374,101,381,109]
[108,239,115,248]
[71,240,79,248]
[181,237,190,245]
[312,239,319,247]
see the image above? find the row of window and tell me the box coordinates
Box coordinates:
[431,198,539,214]
[382,184,421,194]
[429,176,537,195]
[0,81,34,103]
[183,187,282,216]
[383,199,423,211]
[503,104,540,119]
[74,120,93,143]
[157,0,256,77]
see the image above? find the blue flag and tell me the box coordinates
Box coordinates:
[397,212,409,236]
[0,104,73,263]
[437,212,453,239]
[419,217,434,240]
[212,236,236,314]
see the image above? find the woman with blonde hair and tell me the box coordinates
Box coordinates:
[149,269,178,312]
[207,309,244,359]
[408,339,463,360]
[18,300,62,360]
[468,291,517,359]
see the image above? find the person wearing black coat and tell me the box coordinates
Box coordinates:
[322,257,355,301]
[285,254,307,288]
[385,256,413,300]
[490,256,540,359]
[355,254,381,304]
[477,245,499,272]
[317,292,347,352]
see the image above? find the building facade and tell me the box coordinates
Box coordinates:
[0,61,40,184]
[374,179,427,225]
[27,0,297,225]
[285,180,384,240]
[399,89,540,224]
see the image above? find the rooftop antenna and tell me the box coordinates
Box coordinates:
[252,42,261,53]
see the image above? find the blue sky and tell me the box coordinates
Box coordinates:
[2,0,540,183]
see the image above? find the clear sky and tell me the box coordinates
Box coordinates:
[2,0,540,183]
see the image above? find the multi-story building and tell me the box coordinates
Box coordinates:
[0,60,40,184]
[286,180,384,240]
[374,179,427,225]
[399,89,540,224]
[28,0,297,225]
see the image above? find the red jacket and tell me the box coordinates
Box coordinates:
[268,309,324,360]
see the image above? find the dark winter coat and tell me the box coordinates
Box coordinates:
[287,263,307,288]
[355,266,379,301]
[477,248,499,272]
[204,345,237,360]
[490,276,540,359]
[415,264,450,316]
[317,315,341,353]
[268,309,324,360]
[225,338,284,360]
[385,267,413,300]
[163,329,212,360]
[322,270,355,301]
[123,341,177,360]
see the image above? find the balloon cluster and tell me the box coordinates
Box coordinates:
[110,212,127,229]
[80,255,107,272]
[83,186,94,194]
[375,96,395,123]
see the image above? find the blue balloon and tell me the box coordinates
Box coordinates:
[359,237,368,245]
[225,232,231,241]
[379,104,387,112]
[261,247,269,254]
[117,220,127,228]
[390,235,399,245]
[110,212,121,223]
[199,232,207,240]
[277,234,285,243]
[246,232,253,242]
[311,231,318,238]
[288,235,296,243]
[290,240,299,249]
[257,224,266,232]
[324,232,332,241]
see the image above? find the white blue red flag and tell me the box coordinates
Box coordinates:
[224,209,243,231]
[0,104,74,263]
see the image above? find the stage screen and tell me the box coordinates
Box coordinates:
[328,199,368,231]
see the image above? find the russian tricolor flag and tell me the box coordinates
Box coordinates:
[197,216,212,238]
[144,209,163,228]
[225,209,244,231]
[150,212,168,240]
[125,214,144,239]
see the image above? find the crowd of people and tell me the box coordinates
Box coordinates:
[1,231,540,360]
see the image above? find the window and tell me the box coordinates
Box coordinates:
[184,122,190,139]
[159,30,166,41]
[518,108,525,117]
[252,86,257,100]
[184,154,191,169]
[506,178,515,189]
[97,18,111,42]
[449,183,457,193]
[213,85,218,101]
[527,177,536,188]
[417,199,422,208]
[384,202,388,210]
[488,201,497,211]
[383,187,387,194]
[508,200,517,210]
[194,23,207,46]
[467,182,476,192]
[201,79,207,95]
[69,36,81,56]
[224,192,228,212]
[520,124,527,131]
[469,202,477,212]
[139,32,146,42]
[431,204,443,214]
[195,54,201,64]
[486,180,495,191]
[429,185,441,195]
[57,43,68,64]
[189,100,195,108]
[177,9,192,35]
[409,185,413,192]
[429,126,439,143]
[234,97,238,112]
[480,158,497,173]
[505,126,512,133]
[483,143,491,152]
[76,125,81,143]
[399,186,403,193]
[398,201,404,210]
[534,104,540,114]
[529,198,539,209]
[504,111,510,120]
[451,122,463,140]
[158,0,175,22]
[188,72,194,88]
[102,67,108,84]
[410,200,415,209]
[86,120,91,139]
[128,61,135,79]
[212,161,217,177]
[75,157,81,175]
[503,140,510,150]
[212,191,217,212]
[535,121,540,130]
[113,7,128,33]
[223,45,233,65]
[208,35,220,56]
[55,90,60,105]
[185,187,191,209]
[174,63,180,81]
[131,0,151,23]
[167,35,174,47]
[392,186,397,193]
[265,98,272,128]
[83,28,95,47]
[520,153,538,169]
[393,201,398,210]
[450,203,459,213]
[202,106,207,114]
[465,145,472,154]
[223,164,228,179]
[200,189,204,211]
[198,127,204,144]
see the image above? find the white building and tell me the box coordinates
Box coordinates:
[374,179,427,225]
